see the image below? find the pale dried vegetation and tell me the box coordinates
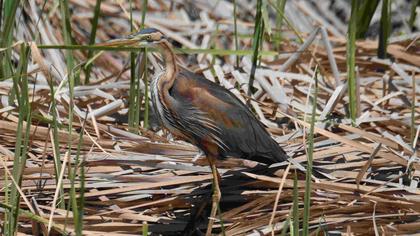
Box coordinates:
[0,0,419,235]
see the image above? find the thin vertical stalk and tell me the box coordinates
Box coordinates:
[408,0,420,29]
[267,0,303,44]
[275,0,287,51]
[59,0,75,210]
[280,217,290,236]
[292,169,299,236]
[128,0,140,133]
[133,60,141,131]
[142,222,149,235]
[69,115,86,235]
[209,23,220,76]
[6,44,31,236]
[0,0,20,79]
[378,0,391,59]
[140,0,147,27]
[128,60,140,132]
[0,0,3,29]
[84,0,102,84]
[60,0,77,84]
[141,54,149,128]
[141,0,149,129]
[247,0,263,103]
[302,71,318,235]
[233,0,239,68]
[48,75,63,208]
[347,0,358,126]
[411,72,416,147]
[0,0,10,231]
[79,153,86,232]
[356,0,380,39]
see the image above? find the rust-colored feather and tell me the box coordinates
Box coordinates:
[163,69,288,164]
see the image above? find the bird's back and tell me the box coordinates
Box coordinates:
[160,69,288,165]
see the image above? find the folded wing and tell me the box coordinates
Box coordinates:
[167,70,288,164]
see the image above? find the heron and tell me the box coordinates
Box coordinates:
[98,28,288,235]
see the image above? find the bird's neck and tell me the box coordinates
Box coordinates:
[157,40,178,88]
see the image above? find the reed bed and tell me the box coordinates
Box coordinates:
[0,0,419,235]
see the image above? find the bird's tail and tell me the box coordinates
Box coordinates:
[272,142,289,162]
[258,141,289,165]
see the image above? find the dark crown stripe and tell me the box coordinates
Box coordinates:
[137,28,160,35]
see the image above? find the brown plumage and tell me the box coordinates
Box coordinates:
[160,68,288,164]
[98,28,288,234]
[138,28,289,165]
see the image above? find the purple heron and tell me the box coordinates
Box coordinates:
[98,28,288,234]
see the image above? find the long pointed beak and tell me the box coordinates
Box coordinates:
[95,37,139,47]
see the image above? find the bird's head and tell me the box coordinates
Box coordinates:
[97,28,167,48]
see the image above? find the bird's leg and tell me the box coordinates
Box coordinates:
[206,157,221,236]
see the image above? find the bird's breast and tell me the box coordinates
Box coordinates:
[150,73,186,139]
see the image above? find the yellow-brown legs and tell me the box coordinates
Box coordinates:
[206,157,221,236]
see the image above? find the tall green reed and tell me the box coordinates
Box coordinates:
[247,0,264,103]
[5,44,31,235]
[233,0,240,68]
[140,0,149,129]
[347,0,358,126]
[302,70,318,235]
[408,0,419,29]
[356,0,379,39]
[378,0,391,59]
[83,0,102,84]
[128,0,140,133]
[274,0,287,51]
[291,170,299,235]
[0,0,20,79]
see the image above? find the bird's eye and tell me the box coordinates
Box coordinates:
[146,35,152,41]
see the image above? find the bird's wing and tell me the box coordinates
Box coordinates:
[168,70,287,164]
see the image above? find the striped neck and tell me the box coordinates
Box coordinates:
[157,40,178,88]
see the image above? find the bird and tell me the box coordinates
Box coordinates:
[97,28,288,235]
